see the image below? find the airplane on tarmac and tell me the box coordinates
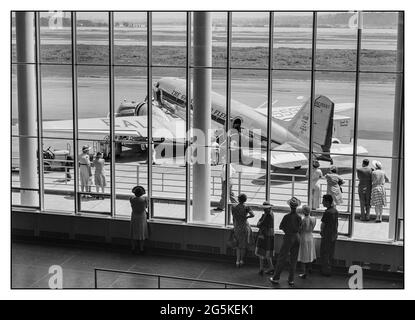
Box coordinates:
[42,77,367,169]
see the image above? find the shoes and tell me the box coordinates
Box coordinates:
[265,269,274,275]
[239,261,244,267]
[299,274,307,279]
[258,270,264,276]
[214,208,224,212]
[269,277,279,285]
[376,220,382,223]
[236,262,240,268]
[288,281,295,287]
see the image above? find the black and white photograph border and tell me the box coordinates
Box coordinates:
[2,0,414,301]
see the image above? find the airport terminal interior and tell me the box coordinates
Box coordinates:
[11,11,404,289]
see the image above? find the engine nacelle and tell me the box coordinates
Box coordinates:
[116,100,169,121]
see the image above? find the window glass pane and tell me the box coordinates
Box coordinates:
[212,12,227,68]
[40,11,72,63]
[42,138,74,213]
[357,73,396,158]
[41,65,73,139]
[231,12,269,69]
[76,12,109,65]
[113,67,148,219]
[360,12,399,73]
[77,65,111,214]
[11,12,16,63]
[151,67,187,220]
[272,70,311,153]
[152,12,186,67]
[314,71,356,157]
[11,136,40,194]
[273,12,313,70]
[316,12,358,71]
[114,12,147,66]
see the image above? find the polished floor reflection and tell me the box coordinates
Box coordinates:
[12,241,403,289]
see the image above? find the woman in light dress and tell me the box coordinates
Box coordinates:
[130,186,149,253]
[79,145,92,197]
[232,193,255,268]
[371,161,389,223]
[298,205,316,279]
[325,166,344,206]
[93,152,106,197]
[307,160,323,210]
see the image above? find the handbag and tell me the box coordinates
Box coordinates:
[226,229,238,248]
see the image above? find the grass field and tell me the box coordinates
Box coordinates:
[12,44,398,82]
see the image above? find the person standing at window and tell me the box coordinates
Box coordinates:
[232,194,255,268]
[325,165,344,207]
[371,161,389,223]
[130,186,149,254]
[320,194,339,277]
[307,160,323,210]
[270,197,302,287]
[79,145,92,198]
[298,205,316,279]
[357,159,373,221]
[215,162,237,211]
[93,152,106,198]
[255,201,275,276]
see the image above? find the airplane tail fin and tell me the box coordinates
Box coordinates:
[287,95,334,153]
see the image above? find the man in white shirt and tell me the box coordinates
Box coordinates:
[215,162,237,211]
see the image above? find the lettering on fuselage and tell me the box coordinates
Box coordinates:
[100,118,146,129]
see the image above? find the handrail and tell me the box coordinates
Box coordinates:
[94,267,269,289]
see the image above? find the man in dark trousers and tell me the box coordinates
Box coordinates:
[357,159,373,221]
[320,194,339,277]
[270,197,302,287]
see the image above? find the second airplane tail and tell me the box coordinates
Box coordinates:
[287,95,335,154]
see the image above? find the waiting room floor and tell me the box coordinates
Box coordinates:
[12,241,403,289]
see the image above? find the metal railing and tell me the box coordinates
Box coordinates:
[12,157,392,216]
[94,268,269,289]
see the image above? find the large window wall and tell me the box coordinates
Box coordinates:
[11,11,404,242]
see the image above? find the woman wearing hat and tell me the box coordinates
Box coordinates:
[130,186,149,253]
[255,201,275,275]
[325,165,344,206]
[79,145,92,197]
[232,194,255,268]
[307,160,323,210]
[371,161,390,223]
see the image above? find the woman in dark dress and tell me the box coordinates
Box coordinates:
[232,194,255,267]
[255,201,275,275]
[130,186,149,253]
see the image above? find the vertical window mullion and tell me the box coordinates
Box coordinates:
[147,12,153,218]
[71,12,80,214]
[185,12,191,223]
[307,12,317,209]
[109,12,116,218]
[35,11,44,211]
[349,11,363,238]
[266,12,274,202]
[225,12,232,226]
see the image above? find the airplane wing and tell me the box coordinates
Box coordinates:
[42,115,186,141]
[238,143,309,169]
[256,102,355,122]
[330,143,368,156]
[240,142,368,169]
